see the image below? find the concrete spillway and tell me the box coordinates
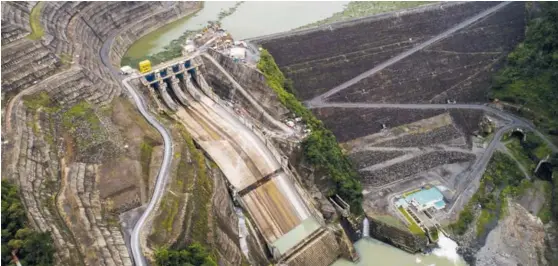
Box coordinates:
[158,82,178,111]
[168,76,189,106]
[279,228,341,266]
[142,57,343,265]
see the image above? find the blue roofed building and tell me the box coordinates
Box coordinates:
[404,187,446,211]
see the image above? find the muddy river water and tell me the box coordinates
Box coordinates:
[125,2,469,265]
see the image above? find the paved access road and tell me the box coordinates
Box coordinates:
[308,100,557,220]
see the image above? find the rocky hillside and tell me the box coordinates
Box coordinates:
[1,2,248,265]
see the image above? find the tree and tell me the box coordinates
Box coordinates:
[154,243,217,266]
[1,180,55,265]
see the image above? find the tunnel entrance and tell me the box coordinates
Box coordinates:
[509,129,525,141]
[535,161,553,181]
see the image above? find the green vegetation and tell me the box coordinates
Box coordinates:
[216,1,244,21]
[397,207,423,234]
[62,101,101,132]
[403,188,422,197]
[450,152,525,235]
[59,53,73,68]
[155,243,217,266]
[506,139,538,172]
[159,194,180,233]
[502,131,557,224]
[505,132,553,172]
[258,49,363,213]
[2,180,55,266]
[22,92,50,111]
[429,228,439,242]
[490,2,558,144]
[28,2,44,40]
[152,128,217,265]
[553,169,558,222]
[140,137,158,178]
[22,92,59,114]
[298,1,434,29]
[180,129,214,244]
[476,209,492,237]
[538,180,553,223]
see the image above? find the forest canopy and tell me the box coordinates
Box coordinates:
[1,180,55,266]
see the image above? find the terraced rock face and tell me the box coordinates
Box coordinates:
[327,2,526,104]
[339,112,476,188]
[254,2,524,103]
[1,2,215,266]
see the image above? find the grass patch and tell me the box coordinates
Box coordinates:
[59,53,73,68]
[403,188,422,197]
[398,207,424,235]
[538,180,553,224]
[476,209,491,237]
[22,91,59,114]
[159,194,180,233]
[62,101,101,132]
[506,139,537,172]
[370,214,407,230]
[429,228,439,241]
[28,2,45,40]
[258,49,363,214]
[140,137,158,184]
[173,127,214,246]
[23,91,50,111]
[298,1,434,29]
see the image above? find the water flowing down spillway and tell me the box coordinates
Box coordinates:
[362,218,370,237]
[235,207,250,258]
[432,233,461,264]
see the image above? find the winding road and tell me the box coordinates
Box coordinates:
[99,12,175,266]
[3,1,547,265]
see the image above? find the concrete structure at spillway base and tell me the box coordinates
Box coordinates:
[138,54,342,265]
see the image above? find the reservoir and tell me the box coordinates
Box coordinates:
[123,1,349,60]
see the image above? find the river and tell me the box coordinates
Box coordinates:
[124,1,349,60]
[333,234,467,266]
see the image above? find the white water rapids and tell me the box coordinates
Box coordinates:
[362,218,370,237]
[432,233,461,264]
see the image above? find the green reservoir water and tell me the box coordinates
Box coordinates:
[124,1,349,61]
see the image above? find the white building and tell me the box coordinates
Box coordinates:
[230,47,246,60]
[183,44,196,55]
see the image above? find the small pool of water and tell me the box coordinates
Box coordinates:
[124,1,349,61]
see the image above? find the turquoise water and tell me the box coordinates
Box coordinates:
[272,217,321,254]
[332,237,467,266]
